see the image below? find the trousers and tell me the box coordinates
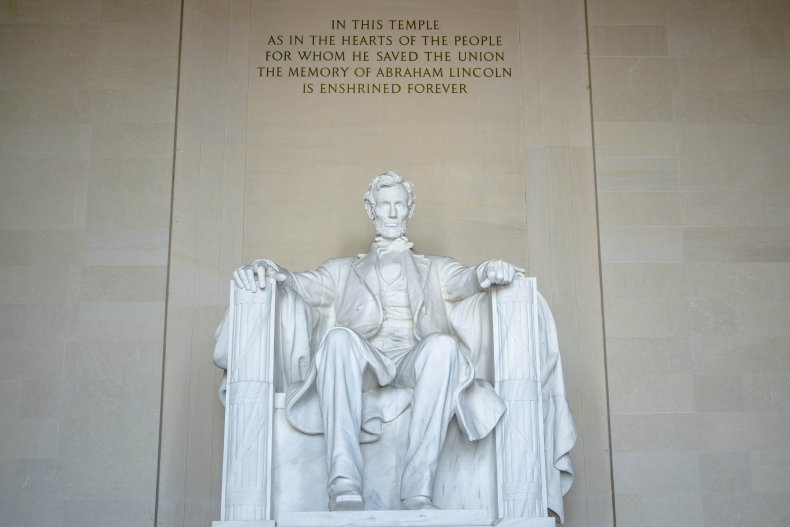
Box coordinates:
[314,327,462,499]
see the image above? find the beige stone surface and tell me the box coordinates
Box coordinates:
[668,26,714,57]
[589,25,667,57]
[595,156,678,192]
[590,0,790,525]
[0,1,181,526]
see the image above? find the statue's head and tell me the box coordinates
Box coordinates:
[364,171,416,240]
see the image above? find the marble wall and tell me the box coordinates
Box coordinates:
[0,1,181,526]
[588,0,790,525]
[3,1,787,526]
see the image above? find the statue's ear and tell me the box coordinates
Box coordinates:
[364,200,375,219]
[408,202,415,218]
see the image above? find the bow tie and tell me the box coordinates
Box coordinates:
[373,236,414,255]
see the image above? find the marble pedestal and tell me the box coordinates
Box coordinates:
[213,510,556,527]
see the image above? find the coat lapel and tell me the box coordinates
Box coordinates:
[351,249,380,305]
[405,252,430,321]
[351,247,431,331]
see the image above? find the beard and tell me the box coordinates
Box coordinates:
[374,217,408,239]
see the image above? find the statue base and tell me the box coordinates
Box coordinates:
[213,510,556,527]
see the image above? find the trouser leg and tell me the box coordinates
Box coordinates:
[314,328,368,492]
[398,333,461,500]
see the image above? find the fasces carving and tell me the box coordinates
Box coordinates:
[216,285,277,521]
[214,172,576,526]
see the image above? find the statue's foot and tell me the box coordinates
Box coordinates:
[328,477,364,511]
[401,496,439,510]
[329,492,364,511]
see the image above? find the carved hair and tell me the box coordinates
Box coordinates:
[363,171,416,210]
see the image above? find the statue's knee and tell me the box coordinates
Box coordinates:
[324,327,356,347]
[318,328,363,366]
[421,333,461,364]
[423,332,457,349]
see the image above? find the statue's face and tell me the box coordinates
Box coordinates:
[370,184,412,239]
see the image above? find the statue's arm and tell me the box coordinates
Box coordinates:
[441,257,524,301]
[281,265,337,308]
[232,258,336,308]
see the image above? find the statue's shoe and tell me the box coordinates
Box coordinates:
[401,496,439,510]
[328,477,364,511]
[328,492,365,511]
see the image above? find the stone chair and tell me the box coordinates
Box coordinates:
[212,276,575,527]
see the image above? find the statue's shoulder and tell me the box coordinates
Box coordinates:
[317,256,357,270]
[416,253,457,265]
